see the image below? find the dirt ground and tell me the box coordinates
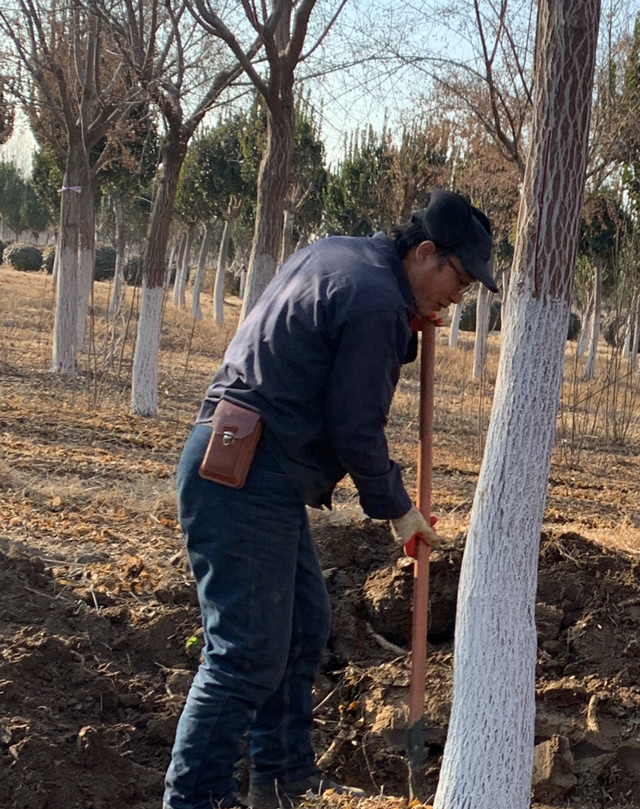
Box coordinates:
[3,266,640,809]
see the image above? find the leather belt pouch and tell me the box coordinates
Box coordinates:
[198,400,263,489]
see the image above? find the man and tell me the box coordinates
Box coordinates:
[164,188,497,809]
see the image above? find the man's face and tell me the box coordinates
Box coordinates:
[405,241,474,318]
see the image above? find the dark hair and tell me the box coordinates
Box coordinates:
[391,220,449,259]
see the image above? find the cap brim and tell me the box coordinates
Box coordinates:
[455,247,499,293]
[451,216,498,294]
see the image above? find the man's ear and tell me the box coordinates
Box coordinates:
[415,240,437,261]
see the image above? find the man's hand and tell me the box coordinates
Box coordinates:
[391,506,443,553]
[428,307,452,328]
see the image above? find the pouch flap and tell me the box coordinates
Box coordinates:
[211,399,262,440]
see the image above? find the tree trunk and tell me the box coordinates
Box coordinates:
[433,3,600,809]
[76,163,95,351]
[577,290,594,357]
[472,286,490,380]
[501,269,510,329]
[631,301,640,373]
[449,301,462,348]
[583,258,603,380]
[108,193,126,319]
[131,131,188,416]
[214,214,236,326]
[192,221,214,321]
[240,101,295,321]
[165,239,178,293]
[280,202,295,265]
[52,142,87,373]
[174,225,194,308]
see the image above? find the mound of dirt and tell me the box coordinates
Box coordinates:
[3,519,640,809]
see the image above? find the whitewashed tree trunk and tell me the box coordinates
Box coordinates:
[583,258,603,380]
[51,237,60,287]
[622,311,632,359]
[76,189,95,351]
[501,269,510,329]
[192,221,214,321]
[631,302,640,373]
[433,3,600,809]
[280,203,295,266]
[165,238,180,293]
[577,289,594,357]
[109,194,126,319]
[239,266,247,299]
[131,130,188,417]
[173,226,193,308]
[472,286,490,380]
[449,301,463,348]
[52,144,87,373]
[172,230,187,306]
[214,211,238,326]
[130,283,164,417]
[240,104,295,321]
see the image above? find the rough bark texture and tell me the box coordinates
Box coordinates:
[449,302,462,348]
[130,284,164,417]
[52,143,87,373]
[632,304,640,372]
[240,103,295,320]
[433,3,601,808]
[174,225,194,308]
[472,286,490,380]
[76,171,95,350]
[108,194,125,319]
[192,222,214,321]
[130,132,188,416]
[214,215,235,326]
[583,258,603,380]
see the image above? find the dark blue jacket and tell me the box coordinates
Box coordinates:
[198,233,417,519]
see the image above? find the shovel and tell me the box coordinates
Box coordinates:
[407,321,436,801]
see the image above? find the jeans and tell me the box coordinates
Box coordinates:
[163,424,332,809]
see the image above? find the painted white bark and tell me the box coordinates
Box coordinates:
[433,2,600,808]
[583,259,602,380]
[52,242,79,373]
[501,270,510,329]
[174,228,192,308]
[622,310,632,359]
[239,266,247,299]
[76,243,94,351]
[577,290,594,357]
[173,229,191,307]
[472,286,490,380]
[165,241,178,294]
[192,222,214,321]
[130,284,164,417]
[108,195,125,319]
[214,215,236,325]
[280,204,295,266]
[631,303,640,373]
[449,301,462,348]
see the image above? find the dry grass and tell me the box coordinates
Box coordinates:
[3,264,640,558]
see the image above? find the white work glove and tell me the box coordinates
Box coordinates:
[428,307,452,328]
[390,506,443,555]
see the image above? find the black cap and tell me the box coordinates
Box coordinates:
[411,189,498,293]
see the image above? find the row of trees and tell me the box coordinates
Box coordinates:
[3,2,639,410]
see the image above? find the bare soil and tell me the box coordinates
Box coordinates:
[3,266,640,808]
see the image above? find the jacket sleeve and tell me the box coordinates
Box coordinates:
[324,310,414,520]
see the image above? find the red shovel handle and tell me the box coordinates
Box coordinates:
[408,323,436,728]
